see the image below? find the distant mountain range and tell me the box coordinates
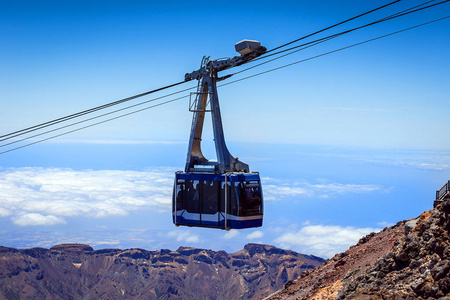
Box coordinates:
[0,242,323,299]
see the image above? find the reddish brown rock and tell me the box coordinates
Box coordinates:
[265,199,450,300]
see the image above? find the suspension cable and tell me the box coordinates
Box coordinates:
[222,16,450,87]
[252,0,448,64]
[2,15,447,156]
[2,0,446,143]
[0,80,188,142]
[0,96,189,155]
[265,0,403,54]
[236,0,441,75]
[0,85,197,149]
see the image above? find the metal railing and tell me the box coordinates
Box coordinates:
[436,180,450,200]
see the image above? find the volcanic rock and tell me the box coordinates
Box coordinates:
[265,199,450,300]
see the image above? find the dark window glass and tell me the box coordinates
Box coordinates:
[175,180,185,211]
[184,180,200,213]
[238,181,262,216]
[230,182,238,215]
[219,181,237,215]
[219,181,226,213]
[202,181,219,214]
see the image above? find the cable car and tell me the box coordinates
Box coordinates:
[173,172,263,229]
[172,40,266,230]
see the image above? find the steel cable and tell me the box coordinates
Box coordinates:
[0,80,188,142]
[2,15,447,155]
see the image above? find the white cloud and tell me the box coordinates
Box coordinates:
[168,230,200,244]
[0,207,10,217]
[247,231,263,240]
[262,177,384,201]
[301,150,450,171]
[13,213,66,226]
[224,229,240,239]
[0,167,174,226]
[275,224,380,258]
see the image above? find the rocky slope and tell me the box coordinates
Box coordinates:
[0,243,323,299]
[266,199,450,300]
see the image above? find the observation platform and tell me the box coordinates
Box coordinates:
[434,180,450,208]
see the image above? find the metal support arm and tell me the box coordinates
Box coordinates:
[185,63,249,173]
[184,45,266,82]
[184,41,265,174]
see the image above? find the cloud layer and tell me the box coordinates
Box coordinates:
[247,231,263,240]
[168,230,200,244]
[0,167,174,226]
[0,167,384,258]
[262,178,384,201]
[274,224,380,258]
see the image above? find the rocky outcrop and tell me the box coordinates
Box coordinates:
[338,200,450,299]
[0,243,323,299]
[267,199,450,300]
[267,222,405,300]
[50,244,94,252]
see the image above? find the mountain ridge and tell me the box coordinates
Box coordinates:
[0,242,324,299]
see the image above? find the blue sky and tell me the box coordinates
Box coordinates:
[0,0,449,258]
